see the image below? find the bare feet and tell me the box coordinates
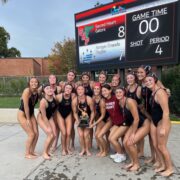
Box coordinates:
[79,150,85,156]
[138,152,144,158]
[25,154,37,159]
[144,157,154,164]
[100,151,107,157]
[43,153,51,160]
[153,161,160,168]
[62,150,67,156]
[86,151,92,156]
[155,166,165,173]
[31,152,39,157]
[67,149,73,155]
[96,151,103,157]
[160,169,174,177]
[129,164,140,172]
[122,163,133,170]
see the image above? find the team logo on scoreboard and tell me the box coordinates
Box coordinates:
[111,6,126,15]
[78,25,94,46]
[80,49,95,64]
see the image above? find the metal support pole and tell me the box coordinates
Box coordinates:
[157,66,162,80]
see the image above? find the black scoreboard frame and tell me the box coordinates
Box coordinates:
[75,0,180,71]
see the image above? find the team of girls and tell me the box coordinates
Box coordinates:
[18,67,173,177]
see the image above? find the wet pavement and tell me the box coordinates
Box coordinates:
[0,121,180,180]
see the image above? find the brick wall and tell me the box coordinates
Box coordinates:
[0,58,51,76]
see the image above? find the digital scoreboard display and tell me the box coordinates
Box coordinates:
[75,0,180,71]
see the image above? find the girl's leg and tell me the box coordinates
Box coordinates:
[97,119,112,157]
[51,112,59,152]
[108,125,128,154]
[84,128,91,156]
[95,121,105,156]
[71,117,75,150]
[37,115,54,159]
[17,111,36,159]
[150,121,164,171]
[126,120,150,171]
[49,118,58,154]
[65,114,73,154]
[30,115,39,155]
[157,122,174,177]
[57,112,67,155]
[77,127,85,156]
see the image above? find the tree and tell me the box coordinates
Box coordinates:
[48,38,76,74]
[0,26,21,58]
[1,0,8,4]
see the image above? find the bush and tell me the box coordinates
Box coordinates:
[162,65,180,115]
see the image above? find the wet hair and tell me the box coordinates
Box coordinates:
[76,83,85,90]
[81,72,91,79]
[68,69,76,78]
[115,86,127,96]
[138,65,151,75]
[64,82,73,89]
[99,70,108,80]
[102,83,111,90]
[28,77,40,87]
[126,68,137,82]
[112,74,121,85]
[146,72,158,83]
[42,83,50,92]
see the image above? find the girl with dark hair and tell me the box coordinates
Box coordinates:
[56,83,76,155]
[100,84,125,160]
[98,71,108,86]
[37,84,57,160]
[111,74,121,95]
[17,77,39,159]
[89,82,110,157]
[47,74,61,153]
[72,85,95,156]
[115,87,150,171]
[59,70,77,150]
[145,73,173,177]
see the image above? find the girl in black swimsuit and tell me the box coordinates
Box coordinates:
[90,82,110,157]
[17,77,39,159]
[37,84,57,160]
[56,84,75,155]
[116,87,150,172]
[72,85,95,156]
[145,73,173,177]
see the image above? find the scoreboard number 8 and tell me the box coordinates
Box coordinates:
[118,26,125,38]
[139,17,159,35]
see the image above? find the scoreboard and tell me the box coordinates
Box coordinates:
[75,0,180,71]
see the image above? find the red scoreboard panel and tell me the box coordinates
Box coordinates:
[75,0,180,71]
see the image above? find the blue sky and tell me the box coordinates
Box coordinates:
[0,0,110,57]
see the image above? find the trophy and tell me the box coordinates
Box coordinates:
[78,106,89,128]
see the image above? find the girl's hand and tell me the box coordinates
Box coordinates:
[27,119,30,127]
[128,133,135,145]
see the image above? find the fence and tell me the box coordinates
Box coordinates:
[0,74,115,96]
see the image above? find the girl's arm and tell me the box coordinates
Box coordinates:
[72,98,79,124]
[87,96,95,125]
[156,89,170,136]
[39,99,49,122]
[90,99,106,128]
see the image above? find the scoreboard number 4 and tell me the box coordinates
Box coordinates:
[155,44,163,55]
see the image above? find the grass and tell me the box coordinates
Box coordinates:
[0,96,39,108]
[0,96,21,108]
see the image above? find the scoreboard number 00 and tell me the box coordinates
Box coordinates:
[139,18,159,35]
